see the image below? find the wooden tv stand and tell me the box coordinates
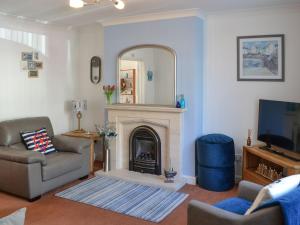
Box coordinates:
[242,146,300,185]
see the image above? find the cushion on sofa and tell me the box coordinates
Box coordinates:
[20,128,56,155]
[245,174,300,215]
[0,208,26,225]
[214,197,252,215]
[42,152,82,181]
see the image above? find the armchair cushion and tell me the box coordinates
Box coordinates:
[20,128,56,154]
[52,135,91,154]
[0,148,46,166]
[214,197,252,215]
[42,152,82,181]
[245,175,300,215]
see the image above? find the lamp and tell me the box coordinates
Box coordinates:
[72,100,87,133]
[69,0,125,10]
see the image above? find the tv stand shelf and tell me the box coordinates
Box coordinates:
[242,146,300,185]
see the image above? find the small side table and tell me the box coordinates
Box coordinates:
[63,131,103,173]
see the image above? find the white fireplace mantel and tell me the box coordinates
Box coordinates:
[105,104,187,113]
[105,104,187,185]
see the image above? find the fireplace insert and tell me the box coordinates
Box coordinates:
[129,125,161,175]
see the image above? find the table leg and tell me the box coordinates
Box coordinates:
[90,142,95,173]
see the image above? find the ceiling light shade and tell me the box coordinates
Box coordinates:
[69,0,84,8]
[114,0,125,10]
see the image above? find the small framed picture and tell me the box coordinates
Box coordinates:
[21,52,33,61]
[33,52,39,61]
[237,34,285,81]
[27,61,36,70]
[35,61,43,69]
[28,70,39,78]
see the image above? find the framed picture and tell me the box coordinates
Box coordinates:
[27,61,36,70]
[21,52,33,61]
[237,34,284,81]
[35,61,43,69]
[33,52,39,61]
[28,70,39,78]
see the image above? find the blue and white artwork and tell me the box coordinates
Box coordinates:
[238,35,284,81]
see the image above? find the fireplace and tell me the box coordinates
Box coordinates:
[129,126,161,175]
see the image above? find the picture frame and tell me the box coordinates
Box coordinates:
[27,61,36,70]
[28,70,39,78]
[21,52,33,61]
[237,34,285,81]
[35,61,43,69]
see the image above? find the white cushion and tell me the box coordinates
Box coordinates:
[245,174,300,215]
[0,208,26,225]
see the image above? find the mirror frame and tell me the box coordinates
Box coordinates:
[117,44,177,106]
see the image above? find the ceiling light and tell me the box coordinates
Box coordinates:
[69,0,125,10]
[69,0,85,8]
[113,0,125,10]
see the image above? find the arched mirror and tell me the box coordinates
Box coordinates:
[118,45,176,105]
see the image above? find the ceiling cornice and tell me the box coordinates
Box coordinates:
[99,8,205,27]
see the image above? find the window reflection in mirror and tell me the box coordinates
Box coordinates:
[118,45,176,105]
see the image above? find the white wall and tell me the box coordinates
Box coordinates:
[204,7,300,176]
[78,24,104,131]
[0,16,80,134]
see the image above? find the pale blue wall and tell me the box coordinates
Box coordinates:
[103,17,203,177]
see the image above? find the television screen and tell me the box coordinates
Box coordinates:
[258,99,300,155]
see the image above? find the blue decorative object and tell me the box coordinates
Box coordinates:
[256,186,300,225]
[147,70,153,81]
[179,94,185,109]
[195,134,235,191]
[214,197,252,215]
[176,101,181,108]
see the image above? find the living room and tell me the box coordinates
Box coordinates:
[1,0,300,224]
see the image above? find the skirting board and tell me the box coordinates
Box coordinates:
[182,175,242,186]
[182,175,196,185]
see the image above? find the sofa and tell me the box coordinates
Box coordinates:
[0,117,91,201]
[188,181,284,225]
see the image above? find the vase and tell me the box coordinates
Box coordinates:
[104,147,111,172]
[105,94,112,105]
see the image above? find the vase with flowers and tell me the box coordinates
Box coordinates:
[95,122,117,172]
[103,85,116,105]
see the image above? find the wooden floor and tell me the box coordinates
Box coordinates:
[0,168,237,225]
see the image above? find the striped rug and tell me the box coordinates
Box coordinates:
[55,176,188,223]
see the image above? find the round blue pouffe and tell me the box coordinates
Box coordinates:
[195,134,235,192]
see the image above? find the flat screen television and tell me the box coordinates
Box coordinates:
[258,99,300,161]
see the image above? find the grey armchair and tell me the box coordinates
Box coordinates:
[0,117,91,201]
[188,181,284,225]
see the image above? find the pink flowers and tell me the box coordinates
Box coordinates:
[103,85,116,95]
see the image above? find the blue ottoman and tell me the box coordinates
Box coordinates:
[195,134,235,191]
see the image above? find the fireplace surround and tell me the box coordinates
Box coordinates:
[129,125,161,175]
[104,104,190,185]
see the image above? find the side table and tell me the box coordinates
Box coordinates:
[63,131,104,173]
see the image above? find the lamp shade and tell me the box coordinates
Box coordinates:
[72,100,87,113]
[114,0,125,9]
[69,0,84,8]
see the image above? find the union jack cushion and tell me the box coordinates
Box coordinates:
[20,128,56,154]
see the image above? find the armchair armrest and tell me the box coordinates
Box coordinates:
[0,148,46,166]
[52,135,91,154]
[238,181,263,202]
[188,200,243,225]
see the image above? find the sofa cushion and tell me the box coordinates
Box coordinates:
[42,152,82,181]
[245,174,300,215]
[0,117,54,146]
[214,197,252,215]
[20,128,56,154]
